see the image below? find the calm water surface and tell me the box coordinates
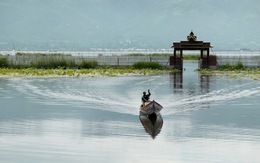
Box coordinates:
[1,62,260,163]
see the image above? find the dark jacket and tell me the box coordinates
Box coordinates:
[142,92,151,103]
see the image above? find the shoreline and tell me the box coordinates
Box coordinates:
[0,68,175,78]
[0,68,260,80]
[198,69,260,80]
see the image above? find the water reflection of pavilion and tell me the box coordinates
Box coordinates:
[171,72,183,90]
[200,74,210,94]
[171,71,211,94]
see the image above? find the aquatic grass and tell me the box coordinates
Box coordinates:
[0,56,177,78]
[79,60,98,69]
[7,53,199,69]
[30,56,77,69]
[7,53,99,69]
[198,67,260,80]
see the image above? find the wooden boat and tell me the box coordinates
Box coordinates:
[139,100,163,115]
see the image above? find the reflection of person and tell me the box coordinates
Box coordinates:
[142,89,151,104]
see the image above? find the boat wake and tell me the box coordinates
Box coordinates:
[161,82,260,116]
[8,78,140,115]
[7,77,260,116]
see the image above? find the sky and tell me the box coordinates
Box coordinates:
[0,0,259,50]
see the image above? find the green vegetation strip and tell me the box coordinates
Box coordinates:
[198,62,260,80]
[198,68,260,80]
[0,68,177,78]
[0,57,179,77]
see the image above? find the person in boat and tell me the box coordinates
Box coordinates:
[141,89,151,106]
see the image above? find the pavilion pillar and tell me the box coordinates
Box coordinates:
[174,49,176,68]
[207,49,210,68]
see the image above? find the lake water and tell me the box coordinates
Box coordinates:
[1,61,260,163]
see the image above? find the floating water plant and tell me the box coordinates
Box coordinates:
[198,66,260,80]
[0,67,177,78]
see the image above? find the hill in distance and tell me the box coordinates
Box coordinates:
[0,0,259,50]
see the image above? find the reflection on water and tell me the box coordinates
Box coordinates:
[171,72,183,90]
[1,61,260,162]
[200,74,210,94]
[171,69,211,94]
[139,112,163,139]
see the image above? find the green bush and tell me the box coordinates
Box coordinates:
[0,57,8,68]
[236,61,245,69]
[2,56,99,69]
[217,61,245,70]
[79,60,98,69]
[30,56,76,69]
[132,61,162,69]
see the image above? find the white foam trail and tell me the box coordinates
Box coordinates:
[10,78,139,115]
[132,75,161,86]
[8,78,260,116]
[162,86,260,116]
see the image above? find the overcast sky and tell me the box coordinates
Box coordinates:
[0,0,259,50]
